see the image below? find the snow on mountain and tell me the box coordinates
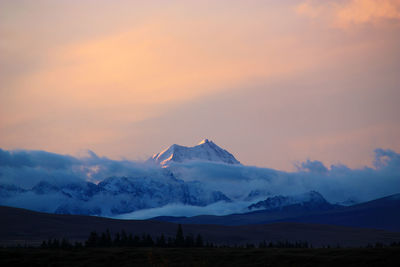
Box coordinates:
[247,191,333,211]
[94,174,230,214]
[0,170,231,216]
[0,184,27,198]
[1,146,399,219]
[150,139,240,166]
[244,189,272,201]
[31,181,61,195]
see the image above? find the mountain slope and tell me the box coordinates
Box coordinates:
[1,205,400,247]
[272,193,400,232]
[0,171,230,216]
[151,139,240,166]
[248,191,335,211]
[152,193,400,231]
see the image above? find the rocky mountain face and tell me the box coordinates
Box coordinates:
[151,139,240,166]
[248,191,334,211]
[0,139,240,216]
[0,170,230,216]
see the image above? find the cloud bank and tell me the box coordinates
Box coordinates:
[0,147,399,218]
[0,148,167,188]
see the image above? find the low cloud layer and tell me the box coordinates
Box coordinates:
[115,201,254,220]
[0,147,399,218]
[0,148,162,188]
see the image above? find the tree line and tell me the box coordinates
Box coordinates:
[38,224,400,249]
[41,224,206,249]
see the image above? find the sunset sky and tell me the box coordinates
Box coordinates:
[1,0,399,170]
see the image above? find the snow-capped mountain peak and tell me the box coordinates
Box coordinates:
[151,139,240,166]
[198,138,210,145]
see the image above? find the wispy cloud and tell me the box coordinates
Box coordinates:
[297,0,400,28]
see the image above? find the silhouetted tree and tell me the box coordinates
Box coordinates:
[390,242,400,247]
[259,240,267,248]
[60,238,70,249]
[145,234,154,247]
[167,237,174,247]
[133,235,141,247]
[74,241,83,248]
[246,243,254,249]
[114,232,121,247]
[40,240,48,249]
[85,231,99,247]
[195,234,204,247]
[185,234,195,247]
[105,229,112,246]
[127,233,134,247]
[120,230,128,246]
[175,224,185,247]
[51,238,60,249]
[156,234,166,247]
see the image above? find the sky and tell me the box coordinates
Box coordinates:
[1,0,399,170]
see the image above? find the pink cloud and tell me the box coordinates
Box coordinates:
[297,0,400,28]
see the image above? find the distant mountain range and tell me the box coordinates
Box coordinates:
[152,193,400,232]
[1,140,399,228]
[0,170,230,216]
[1,141,400,249]
[0,139,246,216]
[247,191,335,211]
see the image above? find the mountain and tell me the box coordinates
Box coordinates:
[0,170,230,216]
[153,191,340,226]
[1,144,399,223]
[248,191,335,211]
[0,184,27,198]
[273,193,400,232]
[244,190,272,201]
[0,140,242,217]
[2,205,400,247]
[152,193,400,231]
[150,139,240,166]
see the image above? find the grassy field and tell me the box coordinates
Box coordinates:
[1,247,399,267]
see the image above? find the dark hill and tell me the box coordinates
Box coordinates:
[273,193,400,231]
[152,193,400,231]
[1,206,400,247]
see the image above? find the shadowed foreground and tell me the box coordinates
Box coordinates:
[1,247,400,267]
[2,206,400,247]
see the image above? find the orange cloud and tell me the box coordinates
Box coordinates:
[336,0,400,26]
[1,8,314,155]
[2,0,398,169]
[7,14,311,121]
[297,0,400,28]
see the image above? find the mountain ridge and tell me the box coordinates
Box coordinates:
[0,173,231,216]
[151,139,240,166]
[151,193,400,231]
[248,191,334,211]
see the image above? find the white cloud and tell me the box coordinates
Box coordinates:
[1,147,399,217]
